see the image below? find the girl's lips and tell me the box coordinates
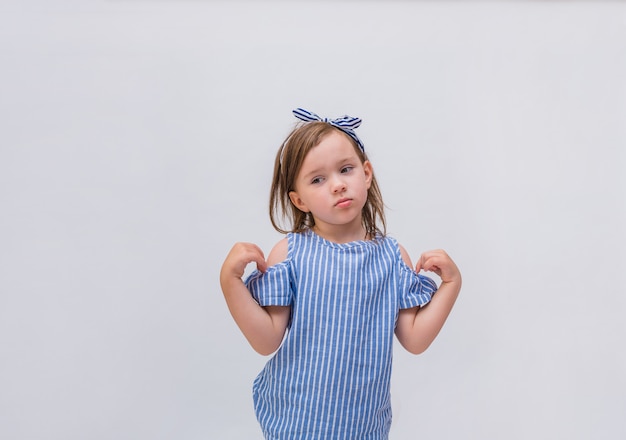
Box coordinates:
[335,198,352,208]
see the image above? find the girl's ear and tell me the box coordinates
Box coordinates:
[289,191,310,213]
[363,160,373,189]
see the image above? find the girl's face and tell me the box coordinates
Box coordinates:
[288,130,373,241]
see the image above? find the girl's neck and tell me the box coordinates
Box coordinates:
[311,223,368,244]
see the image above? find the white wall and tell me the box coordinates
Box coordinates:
[1,1,624,439]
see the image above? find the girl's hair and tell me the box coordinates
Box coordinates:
[269,121,386,238]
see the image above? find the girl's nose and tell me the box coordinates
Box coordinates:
[332,176,347,193]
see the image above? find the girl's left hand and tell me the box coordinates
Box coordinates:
[415,249,461,285]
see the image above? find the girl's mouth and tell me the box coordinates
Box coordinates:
[335,198,352,208]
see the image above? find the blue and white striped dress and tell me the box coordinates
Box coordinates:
[245,229,437,439]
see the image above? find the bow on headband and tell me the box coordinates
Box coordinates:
[292,108,365,152]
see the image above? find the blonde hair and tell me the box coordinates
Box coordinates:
[269,122,386,237]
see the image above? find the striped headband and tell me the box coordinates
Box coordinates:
[292,108,365,152]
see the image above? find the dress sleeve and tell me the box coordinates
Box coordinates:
[244,261,293,307]
[398,261,438,309]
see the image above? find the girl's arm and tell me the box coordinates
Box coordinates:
[220,239,290,356]
[395,245,462,354]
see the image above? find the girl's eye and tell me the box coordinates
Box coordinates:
[311,176,324,185]
[341,166,354,174]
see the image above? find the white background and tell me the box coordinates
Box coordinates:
[1,1,625,439]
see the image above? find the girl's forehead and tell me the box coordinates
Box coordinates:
[303,131,358,164]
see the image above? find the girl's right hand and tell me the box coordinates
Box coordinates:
[220,242,268,282]
[220,243,289,355]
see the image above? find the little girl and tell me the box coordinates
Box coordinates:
[220,108,462,439]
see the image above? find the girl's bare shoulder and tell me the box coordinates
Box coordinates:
[397,242,413,267]
[267,237,289,266]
